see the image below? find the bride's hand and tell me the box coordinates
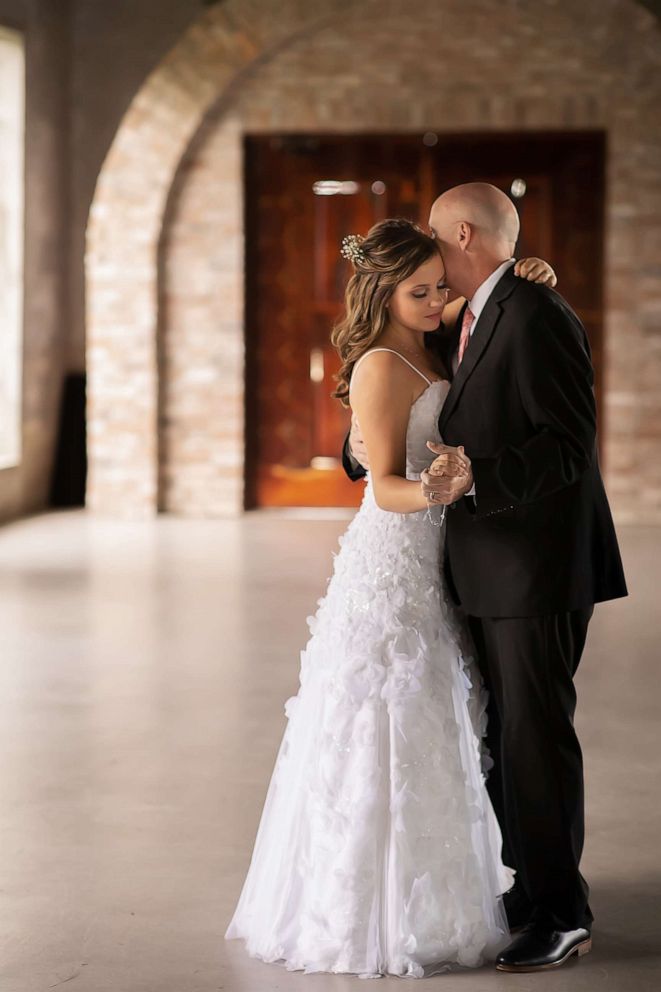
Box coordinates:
[421,442,474,505]
[514,257,557,288]
[426,441,471,478]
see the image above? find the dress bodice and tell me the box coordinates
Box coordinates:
[404,380,451,479]
[349,347,450,483]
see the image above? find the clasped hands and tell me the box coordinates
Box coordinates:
[421,442,473,506]
[349,415,473,506]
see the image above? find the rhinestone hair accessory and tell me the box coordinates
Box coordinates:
[340,234,366,265]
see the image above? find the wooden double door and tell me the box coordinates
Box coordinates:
[244,132,605,509]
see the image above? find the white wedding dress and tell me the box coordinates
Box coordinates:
[225,350,513,978]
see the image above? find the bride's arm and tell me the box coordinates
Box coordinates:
[440,257,558,329]
[441,296,465,328]
[350,352,465,514]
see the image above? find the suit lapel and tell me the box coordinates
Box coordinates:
[438,268,518,433]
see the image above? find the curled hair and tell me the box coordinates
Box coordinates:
[331,218,438,406]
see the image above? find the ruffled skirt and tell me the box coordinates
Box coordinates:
[225,482,513,978]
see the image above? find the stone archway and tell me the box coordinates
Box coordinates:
[85,0,352,517]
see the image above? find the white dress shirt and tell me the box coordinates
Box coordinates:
[452,258,516,497]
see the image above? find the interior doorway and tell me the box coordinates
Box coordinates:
[244,131,605,509]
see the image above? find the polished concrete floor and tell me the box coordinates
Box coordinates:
[0,510,659,992]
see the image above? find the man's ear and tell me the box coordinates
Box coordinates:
[457,221,472,252]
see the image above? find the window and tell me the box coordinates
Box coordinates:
[0,27,24,469]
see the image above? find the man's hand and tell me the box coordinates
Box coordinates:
[349,413,369,470]
[514,257,557,288]
[421,441,474,505]
[426,441,471,478]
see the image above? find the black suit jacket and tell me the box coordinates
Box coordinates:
[342,267,627,618]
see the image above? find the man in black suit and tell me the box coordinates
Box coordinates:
[342,183,627,973]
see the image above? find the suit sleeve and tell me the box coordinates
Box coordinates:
[342,431,367,482]
[469,300,596,518]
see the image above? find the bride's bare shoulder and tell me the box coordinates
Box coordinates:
[350,350,416,411]
[351,350,412,391]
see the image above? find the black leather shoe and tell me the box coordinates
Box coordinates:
[496,923,592,972]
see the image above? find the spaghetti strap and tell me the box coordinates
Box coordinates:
[351,348,433,387]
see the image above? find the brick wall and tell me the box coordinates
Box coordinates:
[87,0,661,522]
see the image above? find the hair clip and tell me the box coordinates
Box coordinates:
[340,234,366,265]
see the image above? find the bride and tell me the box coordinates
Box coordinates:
[225,219,556,978]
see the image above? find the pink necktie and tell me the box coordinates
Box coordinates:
[457,307,475,367]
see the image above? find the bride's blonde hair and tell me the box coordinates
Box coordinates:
[331,219,439,407]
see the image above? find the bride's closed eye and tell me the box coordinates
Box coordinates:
[412,282,448,300]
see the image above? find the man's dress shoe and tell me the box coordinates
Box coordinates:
[496,923,592,972]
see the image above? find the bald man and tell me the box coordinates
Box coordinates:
[344,183,627,972]
[426,183,627,971]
